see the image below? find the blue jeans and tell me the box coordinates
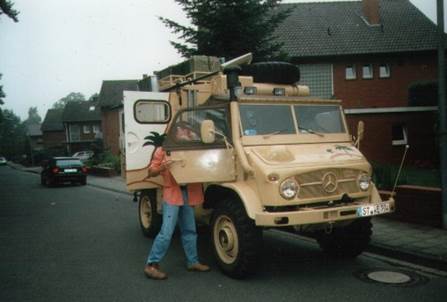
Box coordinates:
[146,190,199,266]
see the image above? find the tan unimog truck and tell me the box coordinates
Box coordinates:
[123,53,395,278]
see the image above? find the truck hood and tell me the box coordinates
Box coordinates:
[248,143,365,167]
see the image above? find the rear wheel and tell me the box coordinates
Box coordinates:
[138,190,162,238]
[211,200,262,279]
[316,218,372,258]
[80,177,87,186]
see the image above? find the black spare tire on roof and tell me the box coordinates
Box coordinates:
[240,62,300,85]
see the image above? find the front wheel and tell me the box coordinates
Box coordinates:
[316,218,372,258]
[138,190,162,238]
[211,200,262,279]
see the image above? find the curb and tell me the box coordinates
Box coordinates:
[366,243,447,272]
[87,182,133,196]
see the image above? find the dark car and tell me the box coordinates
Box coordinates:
[41,157,87,186]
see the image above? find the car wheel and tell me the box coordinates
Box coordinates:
[41,175,46,186]
[81,177,87,186]
[138,190,162,238]
[316,218,372,258]
[211,200,262,279]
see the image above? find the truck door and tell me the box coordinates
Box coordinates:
[163,105,236,184]
[123,90,171,190]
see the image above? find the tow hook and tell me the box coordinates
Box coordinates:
[325,222,334,234]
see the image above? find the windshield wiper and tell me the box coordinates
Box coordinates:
[298,126,325,137]
[262,130,286,139]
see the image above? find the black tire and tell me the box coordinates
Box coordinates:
[210,200,262,279]
[138,190,162,238]
[240,62,300,84]
[80,177,87,186]
[316,218,372,258]
[41,174,45,186]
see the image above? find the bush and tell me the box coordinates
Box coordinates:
[372,162,440,190]
[94,151,121,174]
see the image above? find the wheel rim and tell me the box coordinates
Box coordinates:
[213,214,239,264]
[139,196,152,229]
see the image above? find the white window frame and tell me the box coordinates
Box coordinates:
[83,125,91,134]
[362,64,373,79]
[392,125,408,146]
[345,65,356,80]
[93,124,100,134]
[379,64,391,78]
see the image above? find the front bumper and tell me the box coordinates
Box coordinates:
[255,198,395,227]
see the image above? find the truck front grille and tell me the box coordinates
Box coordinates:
[296,168,361,199]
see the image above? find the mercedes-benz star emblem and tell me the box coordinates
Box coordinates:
[322,172,338,193]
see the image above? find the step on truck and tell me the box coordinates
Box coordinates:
[123,53,395,278]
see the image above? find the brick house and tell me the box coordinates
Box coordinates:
[98,80,138,156]
[41,108,65,151]
[275,0,440,166]
[62,101,102,154]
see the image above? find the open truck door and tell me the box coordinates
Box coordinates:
[163,105,236,184]
[123,91,170,191]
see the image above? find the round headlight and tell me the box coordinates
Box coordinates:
[358,174,371,191]
[280,178,299,200]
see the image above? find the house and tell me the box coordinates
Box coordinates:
[41,108,65,152]
[98,80,139,156]
[275,0,440,166]
[62,101,102,154]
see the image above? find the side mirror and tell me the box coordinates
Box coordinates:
[200,119,216,144]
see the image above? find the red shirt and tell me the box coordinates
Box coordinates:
[149,147,204,206]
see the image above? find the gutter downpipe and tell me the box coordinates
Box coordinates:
[437,0,447,229]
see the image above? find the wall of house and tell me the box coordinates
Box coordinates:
[346,111,438,167]
[43,131,66,149]
[332,52,437,108]
[102,109,120,155]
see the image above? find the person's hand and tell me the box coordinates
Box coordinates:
[159,159,173,172]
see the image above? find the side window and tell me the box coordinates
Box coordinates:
[166,106,230,147]
[345,65,356,80]
[134,100,170,124]
[392,124,408,146]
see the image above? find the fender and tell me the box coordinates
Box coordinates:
[219,182,264,220]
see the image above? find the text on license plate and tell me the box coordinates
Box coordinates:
[64,168,77,173]
[357,203,390,217]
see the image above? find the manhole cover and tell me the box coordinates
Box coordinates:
[354,268,428,287]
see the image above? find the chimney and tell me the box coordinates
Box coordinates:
[362,0,380,25]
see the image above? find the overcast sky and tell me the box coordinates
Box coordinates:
[0,0,443,120]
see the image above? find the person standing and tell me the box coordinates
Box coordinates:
[144,145,210,280]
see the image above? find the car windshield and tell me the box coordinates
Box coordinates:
[56,159,82,167]
[240,104,345,136]
[240,104,295,136]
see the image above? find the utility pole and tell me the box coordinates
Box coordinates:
[437,0,447,229]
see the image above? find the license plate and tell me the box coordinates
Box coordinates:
[64,168,77,173]
[357,203,390,217]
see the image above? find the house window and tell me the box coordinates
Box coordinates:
[345,65,356,80]
[379,64,391,78]
[93,125,101,134]
[298,64,333,98]
[392,124,408,146]
[362,64,373,79]
[83,125,91,134]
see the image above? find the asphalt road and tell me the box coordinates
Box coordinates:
[1,165,447,302]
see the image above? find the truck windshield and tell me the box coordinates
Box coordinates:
[240,104,345,136]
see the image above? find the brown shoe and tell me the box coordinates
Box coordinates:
[144,264,168,280]
[187,263,210,272]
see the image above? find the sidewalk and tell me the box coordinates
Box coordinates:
[7,162,447,269]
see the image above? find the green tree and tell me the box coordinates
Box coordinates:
[0,109,26,159]
[24,106,42,125]
[52,92,86,109]
[88,93,99,102]
[160,0,290,61]
[0,0,19,22]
